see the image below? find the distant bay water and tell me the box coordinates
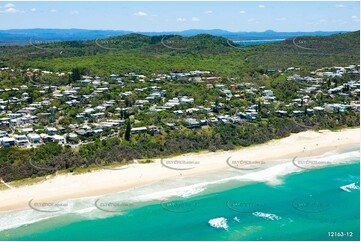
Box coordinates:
[233,39,285,45]
[0,147,359,241]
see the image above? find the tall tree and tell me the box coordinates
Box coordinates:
[327,78,331,88]
[257,100,262,113]
[125,119,131,141]
[71,67,82,82]
[120,109,124,119]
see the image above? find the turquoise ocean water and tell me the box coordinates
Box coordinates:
[0,147,359,241]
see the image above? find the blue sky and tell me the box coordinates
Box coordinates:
[0,1,359,32]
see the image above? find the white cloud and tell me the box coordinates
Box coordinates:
[335,4,345,8]
[319,19,327,23]
[0,3,24,14]
[176,18,187,22]
[247,18,256,22]
[4,3,15,8]
[133,11,147,16]
[258,5,266,8]
[70,10,79,15]
[351,16,359,22]
[276,17,287,21]
[239,10,246,14]
[4,7,22,13]
[30,8,37,12]
[50,9,58,13]
[191,17,200,22]
[205,10,213,14]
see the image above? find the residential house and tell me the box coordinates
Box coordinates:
[52,135,66,144]
[313,107,325,112]
[45,127,58,135]
[14,135,29,147]
[20,128,34,134]
[262,90,274,97]
[1,137,15,147]
[148,125,160,134]
[40,134,52,143]
[180,96,194,104]
[91,112,106,119]
[27,133,41,144]
[0,130,8,138]
[131,127,148,134]
[292,110,304,116]
[276,110,288,117]
[185,118,200,129]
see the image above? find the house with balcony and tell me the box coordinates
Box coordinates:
[14,135,29,147]
[27,133,41,144]
[1,137,15,147]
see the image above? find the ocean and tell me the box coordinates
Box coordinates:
[0,147,359,241]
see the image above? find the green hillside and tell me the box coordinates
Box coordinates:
[0,31,359,76]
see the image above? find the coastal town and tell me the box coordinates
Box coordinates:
[0,0,360,240]
[0,64,359,148]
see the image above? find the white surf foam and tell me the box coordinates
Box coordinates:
[208,217,229,230]
[1,149,358,232]
[135,161,301,201]
[340,183,360,192]
[135,183,206,200]
[72,207,97,214]
[252,212,281,221]
[0,209,60,232]
[0,196,108,232]
[296,150,360,166]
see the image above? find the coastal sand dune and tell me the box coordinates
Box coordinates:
[0,128,359,212]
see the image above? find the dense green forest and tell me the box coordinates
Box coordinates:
[0,31,359,75]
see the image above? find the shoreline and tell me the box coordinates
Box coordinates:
[0,127,359,213]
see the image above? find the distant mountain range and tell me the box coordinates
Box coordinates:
[0,28,349,46]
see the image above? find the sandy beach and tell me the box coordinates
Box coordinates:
[0,127,359,212]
